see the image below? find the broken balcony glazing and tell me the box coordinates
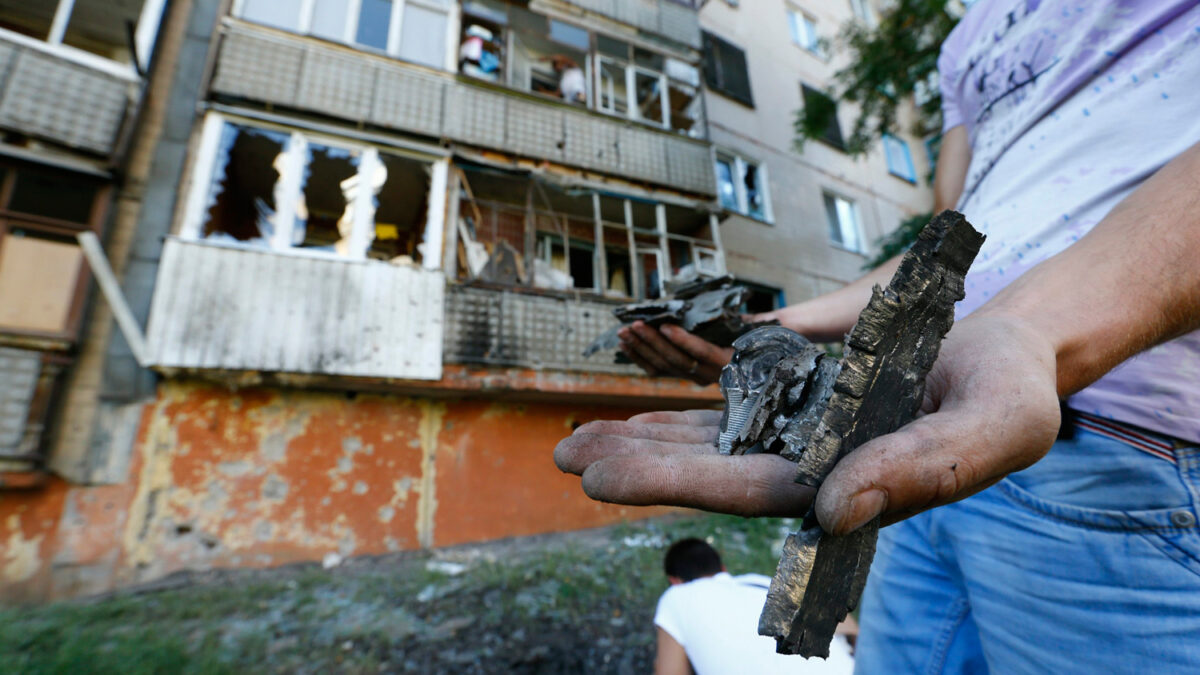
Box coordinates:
[190,115,437,264]
[452,164,722,300]
[458,1,703,137]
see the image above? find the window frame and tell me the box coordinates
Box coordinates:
[801,83,847,151]
[0,160,112,343]
[180,112,449,266]
[232,0,455,71]
[822,190,865,254]
[592,41,693,132]
[849,0,876,27]
[0,0,166,79]
[714,151,773,224]
[786,8,823,57]
[702,30,754,108]
[882,133,917,184]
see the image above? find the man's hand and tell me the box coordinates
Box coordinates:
[554,410,815,516]
[618,322,733,385]
[556,314,1061,534]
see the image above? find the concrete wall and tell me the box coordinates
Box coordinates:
[2,379,684,603]
[701,0,933,303]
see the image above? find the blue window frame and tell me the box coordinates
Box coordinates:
[882,134,916,183]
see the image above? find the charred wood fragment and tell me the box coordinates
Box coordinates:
[716,211,985,657]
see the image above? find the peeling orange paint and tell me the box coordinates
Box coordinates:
[2,370,702,602]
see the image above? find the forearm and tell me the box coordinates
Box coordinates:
[769,127,970,342]
[769,257,901,341]
[974,140,1200,396]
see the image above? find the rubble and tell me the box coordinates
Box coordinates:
[715,211,985,657]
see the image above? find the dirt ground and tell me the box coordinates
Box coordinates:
[1,513,794,674]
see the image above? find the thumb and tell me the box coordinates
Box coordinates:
[813,414,996,536]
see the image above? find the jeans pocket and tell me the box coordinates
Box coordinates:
[998,477,1200,578]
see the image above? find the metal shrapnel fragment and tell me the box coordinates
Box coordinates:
[582,275,778,362]
[716,211,985,657]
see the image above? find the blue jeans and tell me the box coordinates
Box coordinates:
[855,420,1200,674]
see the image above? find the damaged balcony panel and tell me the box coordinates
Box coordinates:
[145,239,444,380]
[505,98,567,163]
[443,286,639,375]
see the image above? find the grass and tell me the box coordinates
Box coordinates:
[0,513,797,674]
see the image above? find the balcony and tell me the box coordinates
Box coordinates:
[0,32,136,157]
[443,285,638,375]
[556,0,700,48]
[209,23,716,197]
[144,239,445,380]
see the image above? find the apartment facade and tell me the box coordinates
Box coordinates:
[1,0,728,602]
[1,0,932,602]
[699,0,933,306]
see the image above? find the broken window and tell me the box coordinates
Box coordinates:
[714,152,771,223]
[452,166,723,300]
[740,282,784,314]
[367,154,430,262]
[703,31,754,108]
[460,4,588,105]
[187,115,440,263]
[801,84,846,151]
[0,0,163,65]
[593,38,699,133]
[237,0,450,69]
[663,203,722,287]
[202,123,287,245]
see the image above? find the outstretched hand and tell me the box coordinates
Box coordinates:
[554,410,816,516]
[617,321,733,385]
[557,315,1063,534]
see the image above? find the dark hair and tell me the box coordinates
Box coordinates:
[663,538,723,582]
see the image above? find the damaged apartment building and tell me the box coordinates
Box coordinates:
[1,0,932,601]
[0,0,737,601]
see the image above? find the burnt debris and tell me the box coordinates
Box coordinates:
[583,276,777,361]
[716,211,985,657]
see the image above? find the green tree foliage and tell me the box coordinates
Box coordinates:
[795,0,960,156]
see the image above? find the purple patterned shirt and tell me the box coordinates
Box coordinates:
[939,0,1200,443]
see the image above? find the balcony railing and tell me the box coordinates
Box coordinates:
[145,239,445,380]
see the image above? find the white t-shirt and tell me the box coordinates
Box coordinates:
[560,67,586,103]
[939,0,1200,442]
[653,572,855,675]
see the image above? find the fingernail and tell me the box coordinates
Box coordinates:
[837,489,886,534]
